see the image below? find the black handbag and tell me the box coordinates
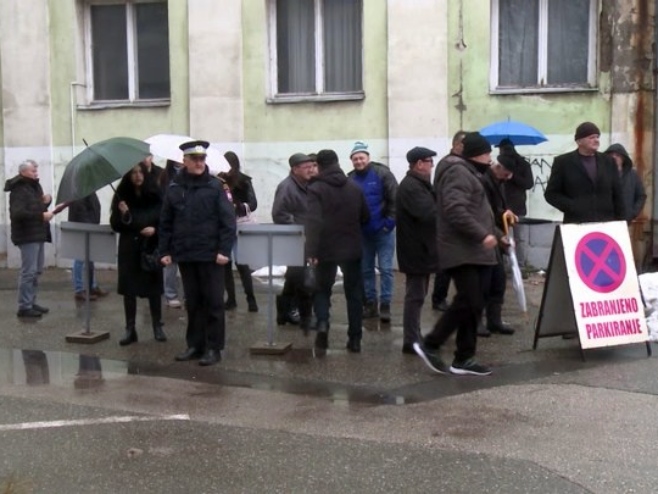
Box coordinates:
[302,262,317,292]
[139,237,162,272]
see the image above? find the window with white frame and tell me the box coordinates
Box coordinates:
[85,1,170,102]
[490,0,597,92]
[269,0,363,100]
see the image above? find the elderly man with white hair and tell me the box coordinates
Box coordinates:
[4,160,54,318]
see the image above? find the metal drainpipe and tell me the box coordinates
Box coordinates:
[652,0,658,259]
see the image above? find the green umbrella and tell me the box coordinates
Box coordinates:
[56,137,151,204]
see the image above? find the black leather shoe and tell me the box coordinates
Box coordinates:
[346,338,361,353]
[285,309,300,325]
[225,299,237,310]
[17,308,42,318]
[32,304,49,314]
[175,348,203,361]
[432,300,449,311]
[247,297,258,312]
[199,349,221,366]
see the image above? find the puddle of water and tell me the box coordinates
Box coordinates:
[0,347,409,406]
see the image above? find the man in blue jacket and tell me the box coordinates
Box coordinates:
[348,141,398,323]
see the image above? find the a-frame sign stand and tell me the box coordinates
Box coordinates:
[533,223,651,360]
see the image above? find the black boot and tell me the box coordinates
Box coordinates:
[477,319,491,338]
[379,303,391,323]
[238,264,258,312]
[149,296,166,342]
[120,327,137,346]
[224,263,237,310]
[315,320,329,350]
[486,303,515,335]
[153,324,167,342]
[120,296,138,346]
[246,295,258,313]
[276,295,288,325]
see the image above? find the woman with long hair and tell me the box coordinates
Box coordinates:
[220,151,258,312]
[110,163,166,345]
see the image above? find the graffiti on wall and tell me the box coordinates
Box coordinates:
[524,155,560,220]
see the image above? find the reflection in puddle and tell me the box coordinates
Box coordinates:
[0,348,413,406]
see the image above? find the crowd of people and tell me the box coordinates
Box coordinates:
[5,122,646,373]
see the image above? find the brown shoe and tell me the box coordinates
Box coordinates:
[91,287,109,297]
[75,291,98,301]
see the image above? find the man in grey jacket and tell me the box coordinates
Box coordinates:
[414,132,499,376]
[272,153,316,331]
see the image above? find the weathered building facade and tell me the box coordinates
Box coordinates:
[0,0,655,268]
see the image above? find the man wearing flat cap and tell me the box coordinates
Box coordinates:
[413,132,500,376]
[396,147,439,354]
[271,152,316,331]
[159,140,236,366]
[545,122,625,223]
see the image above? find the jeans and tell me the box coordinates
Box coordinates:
[362,229,395,304]
[424,264,493,362]
[314,259,363,340]
[164,262,180,301]
[403,274,430,345]
[18,242,44,311]
[72,259,98,293]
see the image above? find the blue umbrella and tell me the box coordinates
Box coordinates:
[479,120,547,146]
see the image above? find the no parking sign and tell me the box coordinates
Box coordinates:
[535,221,648,350]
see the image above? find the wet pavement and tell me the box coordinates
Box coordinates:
[1,268,657,493]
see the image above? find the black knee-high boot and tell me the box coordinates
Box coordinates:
[120,295,138,346]
[149,295,166,342]
[224,262,237,309]
[237,264,258,312]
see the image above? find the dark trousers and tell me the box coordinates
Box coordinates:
[313,259,363,340]
[179,262,225,351]
[487,256,507,306]
[224,261,255,302]
[123,294,162,329]
[424,264,493,362]
[282,266,313,320]
[403,274,430,345]
[431,270,451,305]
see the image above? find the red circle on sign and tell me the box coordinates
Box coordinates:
[574,232,626,293]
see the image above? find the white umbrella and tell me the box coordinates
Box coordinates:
[503,212,527,315]
[145,134,230,174]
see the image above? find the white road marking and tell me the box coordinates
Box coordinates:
[0,414,190,431]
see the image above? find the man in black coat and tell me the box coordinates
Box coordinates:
[545,122,625,223]
[396,147,439,354]
[68,192,109,301]
[4,160,53,318]
[306,149,369,353]
[159,141,236,366]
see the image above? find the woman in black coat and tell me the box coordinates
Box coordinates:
[110,163,165,346]
[219,151,258,312]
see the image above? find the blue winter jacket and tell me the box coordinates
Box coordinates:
[348,162,398,236]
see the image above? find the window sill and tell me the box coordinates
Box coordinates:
[489,86,599,96]
[266,92,365,104]
[76,99,171,110]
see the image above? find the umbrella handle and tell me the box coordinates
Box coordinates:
[502,210,516,236]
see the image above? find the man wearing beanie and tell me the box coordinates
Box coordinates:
[397,147,439,354]
[271,152,317,331]
[545,122,625,223]
[347,141,398,323]
[413,132,499,376]
[306,149,370,353]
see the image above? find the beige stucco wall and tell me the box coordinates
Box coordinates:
[387,0,450,175]
[0,0,54,267]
